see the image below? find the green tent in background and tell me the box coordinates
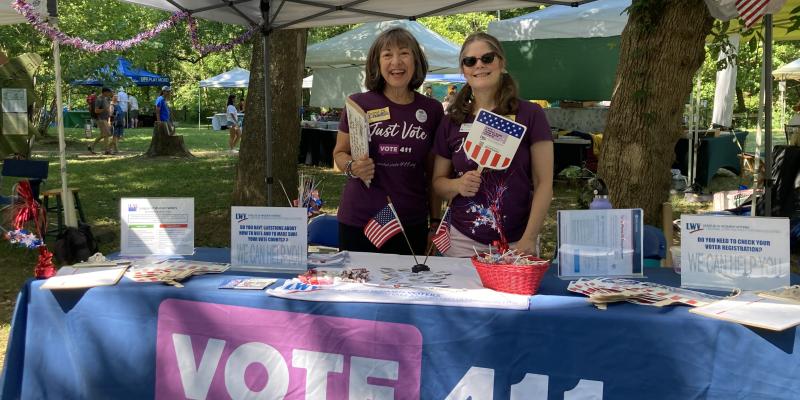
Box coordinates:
[488,0,628,102]
[0,53,42,158]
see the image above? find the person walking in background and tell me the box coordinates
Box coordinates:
[423,85,433,98]
[155,86,174,136]
[86,90,97,126]
[226,94,241,154]
[432,32,553,257]
[332,27,444,255]
[110,95,124,155]
[88,87,112,155]
[117,87,129,128]
[237,98,245,113]
[128,94,139,128]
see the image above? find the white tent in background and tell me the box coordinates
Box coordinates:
[488,0,629,40]
[773,58,800,80]
[306,20,460,108]
[199,67,250,88]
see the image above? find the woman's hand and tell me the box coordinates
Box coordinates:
[512,235,538,257]
[456,170,482,197]
[351,155,375,183]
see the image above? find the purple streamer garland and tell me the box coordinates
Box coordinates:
[11,0,257,55]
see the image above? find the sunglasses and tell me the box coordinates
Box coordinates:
[461,52,498,67]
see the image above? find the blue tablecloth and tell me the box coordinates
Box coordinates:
[2,248,799,399]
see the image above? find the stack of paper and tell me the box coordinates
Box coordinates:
[690,293,800,331]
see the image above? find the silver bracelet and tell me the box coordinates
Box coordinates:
[344,159,355,178]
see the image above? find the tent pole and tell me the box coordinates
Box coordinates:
[764,14,773,217]
[261,0,273,206]
[198,89,201,129]
[48,1,77,228]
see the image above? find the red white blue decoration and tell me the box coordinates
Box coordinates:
[464,109,526,170]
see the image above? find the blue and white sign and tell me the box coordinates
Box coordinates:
[230,206,307,271]
[557,209,643,278]
[681,215,790,291]
[120,198,194,256]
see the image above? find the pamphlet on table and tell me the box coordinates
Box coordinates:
[557,209,643,278]
[120,198,194,256]
[41,265,128,290]
[230,206,307,272]
[689,292,800,331]
[680,215,789,291]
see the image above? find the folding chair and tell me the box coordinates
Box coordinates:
[308,214,339,248]
[0,159,49,206]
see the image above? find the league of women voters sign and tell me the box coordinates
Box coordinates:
[680,215,790,291]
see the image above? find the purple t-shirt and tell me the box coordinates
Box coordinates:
[338,90,444,227]
[434,101,551,244]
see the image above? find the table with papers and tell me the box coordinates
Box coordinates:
[2,248,800,399]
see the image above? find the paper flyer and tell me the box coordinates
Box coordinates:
[120,198,194,256]
[680,215,790,291]
[231,206,308,272]
[557,209,643,278]
[345,96,370,162]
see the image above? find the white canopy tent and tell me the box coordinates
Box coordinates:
[305,19,461,108]
[488,0,629,40]
[199,67,250,88]
[197,67,250,128]
[119,0,594,204]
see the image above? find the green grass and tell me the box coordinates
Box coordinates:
[0,126,747,371]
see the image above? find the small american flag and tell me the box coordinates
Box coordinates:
[736,0,770,28]
[364,204,402,249]
[464,109,527,170]
[432,207,452,254]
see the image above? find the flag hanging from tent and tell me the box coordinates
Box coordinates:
[736,0,770,28]
[364,204,402,249]
[432,207,452,254]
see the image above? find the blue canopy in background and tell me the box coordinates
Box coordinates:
[71,57,170,87]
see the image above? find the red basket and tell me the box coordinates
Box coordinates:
[471,255,550,295]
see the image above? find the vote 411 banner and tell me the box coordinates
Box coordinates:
[231,207,307,272]
[680,215,790,291]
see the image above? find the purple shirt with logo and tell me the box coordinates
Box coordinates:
[434,100,551,244]
[338,90,444,227]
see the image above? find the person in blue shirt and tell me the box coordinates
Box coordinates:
[155,86,174,136]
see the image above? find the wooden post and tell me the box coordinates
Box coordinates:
[662,201,673,267]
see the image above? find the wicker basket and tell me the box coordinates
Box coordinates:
[471,255,550,295]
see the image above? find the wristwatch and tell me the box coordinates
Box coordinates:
[344,159,355,178]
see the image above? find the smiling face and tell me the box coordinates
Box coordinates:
[460,40,504,94]
[379,44,415,91]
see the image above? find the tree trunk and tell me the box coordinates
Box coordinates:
[233,29,307,206]
[599,0,713,224]
[145,123,193,157]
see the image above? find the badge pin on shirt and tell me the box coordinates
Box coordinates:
[464,109,527,172]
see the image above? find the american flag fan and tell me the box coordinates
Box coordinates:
[736,0,770,28]
[364,204,403,249]
[432,207,452,254]
[464,109,527,170]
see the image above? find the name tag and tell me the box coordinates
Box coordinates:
[505,115,516,121]
[367,107,391,123]
[459,123,472,132]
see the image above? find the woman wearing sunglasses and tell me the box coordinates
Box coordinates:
[333,27,444,254]
[432,32,554,257]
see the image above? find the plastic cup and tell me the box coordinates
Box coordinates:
[670,246,681,274]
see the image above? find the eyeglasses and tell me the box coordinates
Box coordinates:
[461,52,498,67]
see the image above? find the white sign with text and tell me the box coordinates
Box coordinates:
[231,207,307,271]
[120,198,194,256]
[681,215,790,291]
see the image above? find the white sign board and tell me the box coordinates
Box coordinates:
[231,206,307,272]
[681,215,790,291]
[1,88,26,113]
[557,209,643,278]
[120,198,194,256]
